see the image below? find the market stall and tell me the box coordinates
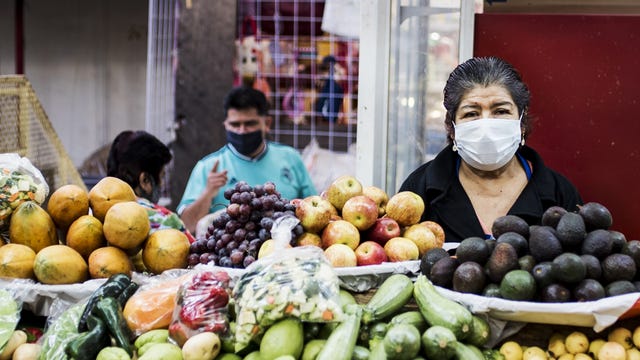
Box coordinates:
[2,158,640,360]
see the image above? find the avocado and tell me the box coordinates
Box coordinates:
[499,269,536,301]
[601,253,637,284]
[486,242,519,283]
[485,239,497,254]
[605,280,637,297]
[532,261,555,289]
[580,254,602,280]
[581,229,613,259]
[578,202,613,231]
[496,232,529,257]
[491,215,530,239]
[622,240,640,269]
[455,237,491,265]
[429,256,460,289]
[518,255,537,273]
[573,279,606,302]
[552,253,586,284]
[453,261,486,294]
[528,226,563,262]
[482,283,502,298]
[556,212,587,250]
[541,206,568,229]
[540,283,571,303]
[609,230,627,253]
[420,247,450,277]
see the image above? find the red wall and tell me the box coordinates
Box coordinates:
[474,14,640,239]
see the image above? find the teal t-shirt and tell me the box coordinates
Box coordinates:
[178,142,317,214]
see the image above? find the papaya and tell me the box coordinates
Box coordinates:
[34,245,88,284]
[88,246,134,279]
[46,184,89,231]
[88,177,136,222]
[9,201,58,252]
[103,201,150,251]
[142,228,189,275]
[0,243,36,279]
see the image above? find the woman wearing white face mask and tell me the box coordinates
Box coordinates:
[399,57,582,242]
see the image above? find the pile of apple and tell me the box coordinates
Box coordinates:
[292,175,446,267]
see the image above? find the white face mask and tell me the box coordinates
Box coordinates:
[453,117,523,171]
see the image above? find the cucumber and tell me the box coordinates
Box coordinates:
[467,315,491,347]
[452,341,484,360]
[390,311,428,334]
[362,274,414,324]
[315,304,362,360]
[421,325,456,360]
[382,323,421,360]
[413,275,473,340]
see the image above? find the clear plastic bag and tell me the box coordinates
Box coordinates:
[0,153,49,234]
[0,288,21,353]
[168,269,231,347]
[37,298,86,360]
[232,215,344,352]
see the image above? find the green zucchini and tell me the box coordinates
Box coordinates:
[483,348,506,360]
[421,325,456,360]
[352,345,370,360]
[389,311,427,334]
[368,322,389,350]
[413,275,473,340]
[315,304,362,360]
[466,315,491,347]
[382,323,421,360]
[369,341,388,360]
[362,274,414,324]
[451,341,484,360]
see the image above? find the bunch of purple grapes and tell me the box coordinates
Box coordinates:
[187,181,304,269]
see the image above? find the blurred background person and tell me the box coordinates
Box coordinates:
[107,130,194,242]
[178,86,316,234]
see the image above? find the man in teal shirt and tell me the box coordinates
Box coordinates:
[178,87,317,233]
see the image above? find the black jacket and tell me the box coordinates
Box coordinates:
[399,145,583,243]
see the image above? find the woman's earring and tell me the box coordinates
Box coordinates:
[520,134,525,146]
[452,142,458,152]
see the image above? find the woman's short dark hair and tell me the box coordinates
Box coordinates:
[443,57,531,143]
[106,130,172,189]
[223,86,269,117]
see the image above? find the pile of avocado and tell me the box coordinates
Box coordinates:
[421,202,640,302]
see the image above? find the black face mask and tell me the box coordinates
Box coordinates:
[226,130,264,156]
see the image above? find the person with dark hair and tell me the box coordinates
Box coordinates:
[178,86,317,234]
[399,57,582,242]
[107,130,194,241]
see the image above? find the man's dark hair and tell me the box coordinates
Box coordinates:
[223,86,269,117]
[106,130,172,189]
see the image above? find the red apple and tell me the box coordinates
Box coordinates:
[324,243,357,267]
[364,217,401,246]
[325,175,363,211]
[384,237,420,262]
[341,195,378,231]
[355,241,388,266]
[295,232,323,247]
[402,223,439,257]
[362,185,389,217]
[385,191,425,226]
[321,220,360,250]
[422,221,446,246]
[295,195,334,233]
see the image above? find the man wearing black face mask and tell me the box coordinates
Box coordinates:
[178,86,317,234]
[107,130,194,242]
